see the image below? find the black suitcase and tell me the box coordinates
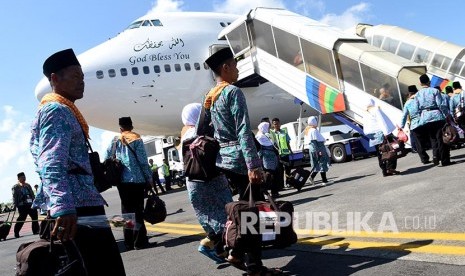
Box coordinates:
[287,168,311,191]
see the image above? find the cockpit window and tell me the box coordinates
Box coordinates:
[141,20,152,27]
[127,21,143,29]
[127,19,163,30]
[151,20,163,26]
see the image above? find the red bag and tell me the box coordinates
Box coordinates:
[396,128,408,143]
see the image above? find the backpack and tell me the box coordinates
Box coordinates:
[182,106,220,181]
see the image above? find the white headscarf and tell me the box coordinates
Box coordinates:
[307,116,318,127]
[181,103,202,126]
[255,122,273,146]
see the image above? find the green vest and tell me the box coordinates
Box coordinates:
[162,164,170,176]
[272,129,290,156]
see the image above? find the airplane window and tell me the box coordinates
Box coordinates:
[450,60,464,75]
[132,67,139,75]
[154,65,161,73]
[203,63,209,70]
[96,70,104,79]
[194,63,201,70]
[174,64,181,72]
[108,69,116,78]
[253,20,277,57]
[141,20,152,27]
[164,64,171,72]
[127,21,142,30]
[184,63,191,71]
[120,68,128,76]
[460,66,465,78]
[151,20,163,26]
[220,22,226,27]
[143,66,150,74]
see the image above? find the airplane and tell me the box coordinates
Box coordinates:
[34,12,314,136]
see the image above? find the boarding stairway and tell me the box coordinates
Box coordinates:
[218,8,427,132]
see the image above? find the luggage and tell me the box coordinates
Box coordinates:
[223,186,297,250]
[143,188,167,224]
[287,168,311,191]
[0,209,15,241]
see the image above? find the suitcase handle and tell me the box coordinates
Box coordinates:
[244,184,281,212]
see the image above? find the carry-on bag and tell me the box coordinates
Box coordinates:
[0,208,15,241]
[223,185,297,250]
[287,167,311,191]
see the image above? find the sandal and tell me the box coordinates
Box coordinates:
[198,245,226,264]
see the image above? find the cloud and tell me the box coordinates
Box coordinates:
[146,0,185,14]
[0,106,35,203]
[213,0,286,15]
[319,2,371,31]
[293,0,325,17]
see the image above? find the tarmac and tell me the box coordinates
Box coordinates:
[1,147,465,275]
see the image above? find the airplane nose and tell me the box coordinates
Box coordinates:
[34,77,52,101]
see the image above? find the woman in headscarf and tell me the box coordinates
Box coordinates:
[255,122,280,197]
[180,103,233,264]
[363,98,399,176]
[304,116,331,186]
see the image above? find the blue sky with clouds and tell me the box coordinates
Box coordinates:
[1,0,464,203]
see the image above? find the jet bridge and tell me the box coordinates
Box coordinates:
[218,8,426,128]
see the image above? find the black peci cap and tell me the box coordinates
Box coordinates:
[17,172,25,178]
[205,47,234,71]
[453,81,462,89]
[408,85,418,93]
[119,117,133,127]
[43,49,80,79]
[446,86,453,93]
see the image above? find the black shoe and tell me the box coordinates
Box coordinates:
[14,233,20,238]
[433,160,439,166]
[422,160,431,164]
[438,161,456,167]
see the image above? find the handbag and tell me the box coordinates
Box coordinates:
[379,137,405,160]
[85,139,112,193]
[182,106,220,181]
[143,188,167,224]
[223,184,297,250]
[396,128,408,143]
[16,220,88,276]
[442,122,458,145]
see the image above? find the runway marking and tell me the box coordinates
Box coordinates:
[145,222,465,256]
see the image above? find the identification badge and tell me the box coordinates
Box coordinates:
[26,199,32,203]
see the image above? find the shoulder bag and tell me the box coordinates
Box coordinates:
[102,136,123,186]
[181,106,220,182]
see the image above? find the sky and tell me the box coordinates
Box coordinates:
[1,0,464,203]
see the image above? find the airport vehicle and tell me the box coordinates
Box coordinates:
[281,119,375,163]
[34,12,312,136]
[143,136,184,187]
[356,23,465,90]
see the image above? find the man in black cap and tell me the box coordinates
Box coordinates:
[450,81,465,130]
[204,48,281,275]
[12,172,39,237]
[414,74,452,166]
[31,49,125,274]
[104,116,153,250]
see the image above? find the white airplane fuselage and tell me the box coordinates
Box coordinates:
[35,12,303,136]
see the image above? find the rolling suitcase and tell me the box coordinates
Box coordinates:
[0,209,14,241]
[287,167,311,191]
